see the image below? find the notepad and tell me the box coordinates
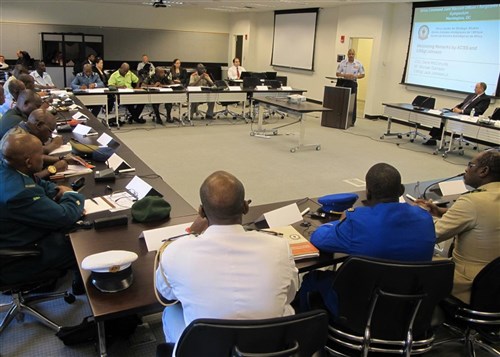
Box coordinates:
[264,226,319,260]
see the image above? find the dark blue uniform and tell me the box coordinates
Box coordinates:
[300,202,436,316]
[0,161,85,284]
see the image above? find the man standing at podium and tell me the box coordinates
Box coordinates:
[336,49,365,125]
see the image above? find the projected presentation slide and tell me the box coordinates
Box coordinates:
[405,4,499,96]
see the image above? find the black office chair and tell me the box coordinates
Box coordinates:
[213,80,244,120]
[397,95,437,142]
[435,257,500,356]
[324,256,454,356]
[156,309,329,357]
[0,247,75,334]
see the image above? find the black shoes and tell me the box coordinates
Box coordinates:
[423,139,437,146]
[128,117,146,124]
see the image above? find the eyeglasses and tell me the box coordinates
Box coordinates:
[467,162,477,168]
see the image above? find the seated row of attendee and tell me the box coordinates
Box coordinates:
[189,63,215,119]
[227,57,246,80]
[155,153,499,348]
[0,133,85,293]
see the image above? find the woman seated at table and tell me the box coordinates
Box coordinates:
[93,57,115,116]
[170,58,188,87]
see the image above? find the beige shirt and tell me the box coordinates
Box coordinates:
[435,181,500,303]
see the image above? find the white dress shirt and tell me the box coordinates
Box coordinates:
[155,224,299,344]
[30,70,55,87]
[227,65,246,80]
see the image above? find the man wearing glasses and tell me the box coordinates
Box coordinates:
[418,150,500,304]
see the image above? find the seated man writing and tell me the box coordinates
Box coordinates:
[417,149,500,304]
[71,64,105,117]
[155,171,298,348]
[299,163,435,314]
[0,134,85,290]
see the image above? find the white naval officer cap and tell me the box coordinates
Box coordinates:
[82,250,138,293]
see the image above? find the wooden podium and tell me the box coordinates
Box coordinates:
[321,85,355,129]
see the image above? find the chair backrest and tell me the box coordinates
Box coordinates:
[175,310,328,357]
[411,95,436,109]
[490,107,500,120]
[331,256,454,341]
[470,257,500,312]
[243,77,261,89]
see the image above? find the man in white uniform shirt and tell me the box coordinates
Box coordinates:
[227,57,246,80]
[155,170,299,346]
[336,48,365,125]
[30,61,56,89]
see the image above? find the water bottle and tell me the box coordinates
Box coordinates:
[470,108,475,118]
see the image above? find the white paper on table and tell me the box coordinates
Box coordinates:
[51,90,69,96]
[118,88,134,93]
[69,104,81,110]
[87,88,106,93]
[187,86,202,92]
[97,132,113,146]
[49,143,72,156]
[228,86,241,91]
[107,153,131,172]
[257,203,303,228]
[256,85,268,91]
[158,88,173,92]
[459,115,478,123]
[439,180,468,196]
[281,86,293,91]
[72,111,88,120]
[72,123,93,135]
[56,165,93,177]
[139,222,194,252]
[126,176,153,200]
[427,109,442,115]
[83,197,116,215]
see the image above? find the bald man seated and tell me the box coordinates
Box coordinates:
[155,171,298,347]
[0,134,85,288]
[0,89,42,138]
[0,108,71,178]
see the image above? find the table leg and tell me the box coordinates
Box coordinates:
[115,94,120,130]
[97,320,107,357]
[289,113,321,153]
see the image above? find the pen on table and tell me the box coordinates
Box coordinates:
[90,198,99,205]
[247,228,283,237]
[301,207,310,216]
[161,233,195,242]
[84,132,98,137]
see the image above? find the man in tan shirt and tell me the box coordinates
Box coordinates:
[419,149,500,303]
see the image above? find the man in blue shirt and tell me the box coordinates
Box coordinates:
[298,163,435,314]
[71,64,105,117]
[0,133,85,288]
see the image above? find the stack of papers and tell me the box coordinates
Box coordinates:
[140,223,194,252]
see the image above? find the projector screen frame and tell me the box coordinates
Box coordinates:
[401,0,500,98]
[271,8,319,72]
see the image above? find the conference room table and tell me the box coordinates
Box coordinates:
[251,97,332,153]
[73,86,307,128]
[381,103,500,156]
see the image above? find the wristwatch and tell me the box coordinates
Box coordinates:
[47,165,57,174]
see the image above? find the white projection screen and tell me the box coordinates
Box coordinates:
[271,8,319,71]
[403,1,500,97]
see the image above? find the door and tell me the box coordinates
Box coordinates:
[350,38,373,118]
